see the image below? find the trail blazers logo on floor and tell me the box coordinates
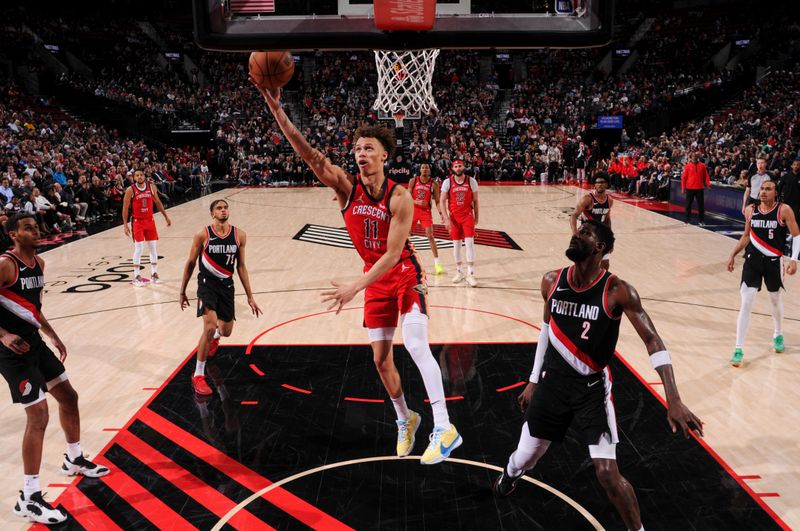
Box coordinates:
[293,224,522,251]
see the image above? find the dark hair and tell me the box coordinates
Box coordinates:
[593,172,609,183]
[5,213,35,234]
[584,218,615,255]
[210,199,229,212]
[354,125,395,159]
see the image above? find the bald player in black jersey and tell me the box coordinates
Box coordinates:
[493,219,702,531]
[0,213,109,525]
[571,172,613,269]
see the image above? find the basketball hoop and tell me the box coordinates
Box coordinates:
[373,49,440,116]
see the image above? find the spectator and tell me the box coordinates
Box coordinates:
[681,152,710,225]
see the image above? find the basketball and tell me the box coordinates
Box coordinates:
[249,50,295,91]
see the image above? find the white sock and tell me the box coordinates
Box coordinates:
[402,307,449,428]
[213,328,221,339]
[467,265,475,275]
[434,257,440,266]
[67,441,82,460]
[634,526,644,531]
[735,286,757,349]
[23,475,40,500]
[195,360,206,377]
[391,393,410,421]
[768,290,783,337]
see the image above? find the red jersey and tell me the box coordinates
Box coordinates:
[445,175,474,218]
[343,177,414,268]
[411,177,433,212]
[130,183,155,221]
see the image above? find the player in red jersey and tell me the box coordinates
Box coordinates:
[253,79,461,465]
[122,170,171,287]
[441,160,480,287]
[408,163,445,276]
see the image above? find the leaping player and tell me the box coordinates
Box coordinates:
[122,169,171,286]
[253,78,462,465]
[408,163,445,275]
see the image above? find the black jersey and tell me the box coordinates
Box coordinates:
[748,203,787,258]
[582,193,611,224]
[544,266,622,376]
[199,225,240,285]
[0,251,44,337]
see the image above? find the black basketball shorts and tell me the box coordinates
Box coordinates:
[0,333,67,406]
[741,252,783,292]
[525,367,618,446]
[197,276,236,322]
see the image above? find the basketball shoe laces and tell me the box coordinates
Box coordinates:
[426,426,445,450]
[396,418,410,442]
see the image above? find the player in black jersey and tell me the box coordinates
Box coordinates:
[179,200,262,396]
[727,180,799,367]
[570,172,613,269]
[493,219,702,531]
[0,213,109,525]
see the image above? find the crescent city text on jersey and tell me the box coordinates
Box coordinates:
[352,204,389,222]
[550,298,600,321]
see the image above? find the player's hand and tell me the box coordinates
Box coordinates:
[179,292,190,311]
[52,336,68,362]
[123,224,131,238]
[166,216,172,227]
[249,75,281,112]
[667,399,703,438]
[786,260,798,276]
[517,382,536,412]
[321,280,359,314]
[726,255,735,272]
[443,218,451,231]
[474,216,479,227]
[0,332,30,355]
[248,297,262,317]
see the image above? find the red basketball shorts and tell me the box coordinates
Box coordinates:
[132,218,158,242]
[449,213,475,240]
[363,258,428,328]
[412,207,433,230]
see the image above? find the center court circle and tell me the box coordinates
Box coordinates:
[211,456,604,530]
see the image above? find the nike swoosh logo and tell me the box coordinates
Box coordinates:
[19,267,27,272]
[440,435,460,453]
[556,287,569,291]
[208,237,218,241]
[588,380,600,387]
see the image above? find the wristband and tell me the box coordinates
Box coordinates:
[650,349,672,370]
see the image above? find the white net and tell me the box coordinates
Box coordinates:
[373,49,440,116]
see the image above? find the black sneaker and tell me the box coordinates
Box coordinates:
[13,491,67,524]
[493,470,523,497]
[61,453,110,478]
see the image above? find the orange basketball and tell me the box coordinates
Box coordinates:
[249,50,295,91]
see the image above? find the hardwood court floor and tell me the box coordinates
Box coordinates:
[0,185,796,529]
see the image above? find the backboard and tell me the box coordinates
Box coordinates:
[194,0,614,51]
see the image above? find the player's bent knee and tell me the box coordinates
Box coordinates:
[24,400,49,430]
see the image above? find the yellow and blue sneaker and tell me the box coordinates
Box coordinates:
[434,263,445,276]
[420,424,462,465]
[396,410,421,457]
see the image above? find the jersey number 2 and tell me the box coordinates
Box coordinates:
[581,321,591,340]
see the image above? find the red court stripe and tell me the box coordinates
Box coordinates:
[102,428,122,432]
[138,408,354,530]
[496,381,526,393]
[241,400,259,405]
[756,493,781,498]
[645,381,663,385]
[249,363,266,376]
[739,475,762,480]
[424,396,464,402]
[142,387,159,391]
[94,455,196,531]
[344,397,385,403]
[281,383,312,395]
[45,485,122,531]
[47,483,73,487]
[114,430,272,530]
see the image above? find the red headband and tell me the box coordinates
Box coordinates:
[452,159,464,165]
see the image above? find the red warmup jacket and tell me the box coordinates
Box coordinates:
[681,162,710,190]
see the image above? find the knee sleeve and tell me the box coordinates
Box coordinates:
[465,237,475,263]
[367,327,396,343]
[147,240,158,263]
[133,242,144,264]
[508,423,551,476]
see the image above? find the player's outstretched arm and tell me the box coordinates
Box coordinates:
[612,278,703,438]
[235,229,262,317]
[179,229,206,310]
[250,79,351,201]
